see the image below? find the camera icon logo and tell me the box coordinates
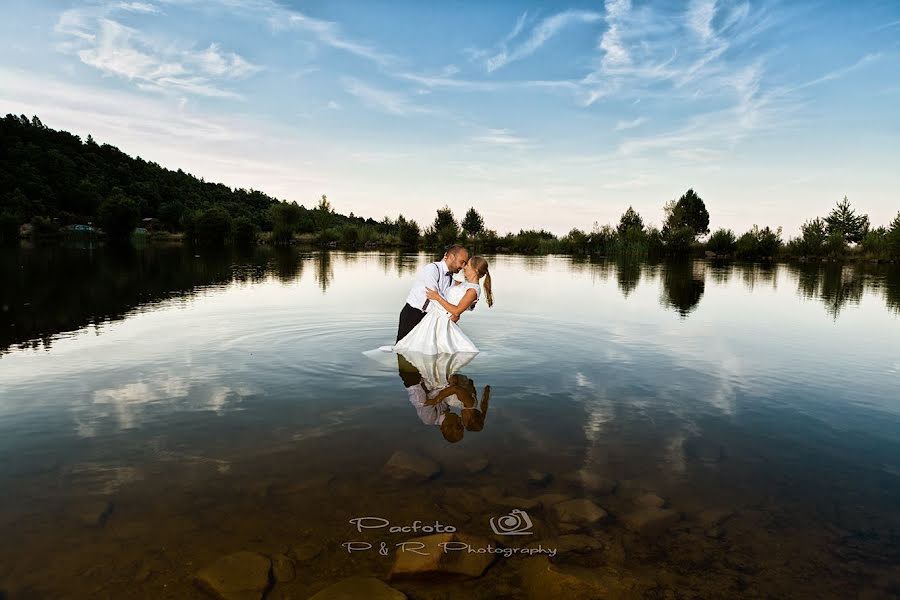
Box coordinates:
[489,509,534,535]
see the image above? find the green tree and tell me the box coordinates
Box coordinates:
[825,196,869,244]
[313,194,334,231]
[735,225,782,259]
[662,189,709,245]
[433,206,458,232]
[431,205,459,248]
[0,212,19,246]
[617,206,644,237]
[97,190,139,242]
[888,212,900,259]
[232,216,258,246]
[196,206,232,246]
[798,217,827,257]
[340,225,360,248]
[395,215,420,248]
[461,207,485,237]
[561,228,589,254]
[706,228,736,255]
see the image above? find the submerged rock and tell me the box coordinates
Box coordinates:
[563,472,618,495]
[288,540,321,562]
[633,493,666,509]
[72,499,114,527]
[683,437,726,465]
[383,451,441,482]
[620,507,680,535]
[194,551,272,600]
[389,532,496,579]
[532,493,571,510]
[308,576,407,600]
[527,470,552,486]
[518,556,636,599]
[271,553,295,582]
[496,496,540,511]
[527,534,603,554]
[552,499,608,527]
[465,457,490,474]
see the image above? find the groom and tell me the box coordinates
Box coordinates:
[396,244,469,342]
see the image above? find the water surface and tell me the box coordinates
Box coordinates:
[1,246,899,599]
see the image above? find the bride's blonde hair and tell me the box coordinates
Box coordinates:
[468,256,493,307]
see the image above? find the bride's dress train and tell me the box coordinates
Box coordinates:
[383,281,481,355]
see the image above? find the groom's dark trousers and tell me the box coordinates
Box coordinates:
[397,302,426,342]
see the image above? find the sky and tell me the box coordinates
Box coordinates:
[1,0,898,236]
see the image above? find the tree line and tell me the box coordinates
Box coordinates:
[1,114,898,260]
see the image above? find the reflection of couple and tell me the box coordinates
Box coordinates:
[392,244,493,354]
[366,244,494,441]
[398,353,490,443]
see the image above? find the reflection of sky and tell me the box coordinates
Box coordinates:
[0,255,898,459]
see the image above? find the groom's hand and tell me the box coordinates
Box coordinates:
[450,314,460,323]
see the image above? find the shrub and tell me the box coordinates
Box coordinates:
[662,225,695,256]
[560,228,590,254]
[97,191,139,242]
[340,225,360,248]
[233,216,258,245]
[31,215,60,238]
[272,222,294,244]
[0,212,19,245]
[735,225,782,259]
[706,228,736,255]
[797,217,827,257]
[196,206,232,246]
[588,224,618,255]
[889,212,900,260]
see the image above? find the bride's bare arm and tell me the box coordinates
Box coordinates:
[424,287,477,317]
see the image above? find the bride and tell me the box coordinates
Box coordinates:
[392,256,493,354]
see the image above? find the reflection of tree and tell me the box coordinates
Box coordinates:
[0,244,274,354]
[615,256,642,297]
[792,263,866,318]
[739,263,778,291]
[819,265,864,319]
[273,247,303,283]
[522,255,548,273]
[233,245,270,284]
[660,260,705,317]
[708,261,732,285]
[378,252,394,275]
[885,266,900,315]
[794,262,821,300]
[314,251,333,293]
[396,253,420,277]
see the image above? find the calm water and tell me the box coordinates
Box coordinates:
[1,245,899,599]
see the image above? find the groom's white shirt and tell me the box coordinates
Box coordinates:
[406,383,447,425]
[405,259,453,312]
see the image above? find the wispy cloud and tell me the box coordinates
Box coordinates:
[471,128,533,149]
[614,116,647,131]
[264,5,393,66]
[474,9,603,73]
[55,3,260,98]
[115,2,161,14]
[787,52,883,91]
[686,0,718,41]
[341,77,431,116]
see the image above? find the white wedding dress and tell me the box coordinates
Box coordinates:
[391,281,481,354]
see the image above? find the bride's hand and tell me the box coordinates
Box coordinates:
[425,287,441,301]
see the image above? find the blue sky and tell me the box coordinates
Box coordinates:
[2,0,898,235]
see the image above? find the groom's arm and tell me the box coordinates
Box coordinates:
[425,288,477,318]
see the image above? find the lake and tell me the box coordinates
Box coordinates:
[1,245,899,599]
